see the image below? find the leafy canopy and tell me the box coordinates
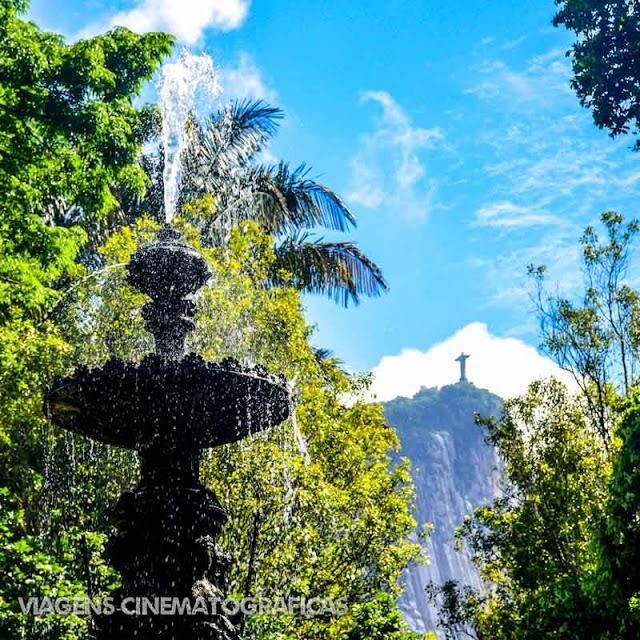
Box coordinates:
[432,379,611,640]
[0,0,172,323]
[554,0,640,149]
[431,211,640,639]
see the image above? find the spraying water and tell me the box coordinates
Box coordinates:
[158,50,222,222]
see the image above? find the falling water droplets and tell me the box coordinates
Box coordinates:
[290,402,310,465]
[286,376,309,464]
[41,401,56,530]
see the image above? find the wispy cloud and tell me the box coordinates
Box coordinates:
[468,231,583,309]
[474,117,629,227]
[458,46,640,321]
[502,36,527,50]
[220,52,278,103]
[347,91,445,220]
[367,322,575,402]
[78,0,250,43]
[474,201,559,228]
[465,49,571,107]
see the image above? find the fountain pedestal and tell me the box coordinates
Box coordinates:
[46,226,290,639]
[96,446,237,640]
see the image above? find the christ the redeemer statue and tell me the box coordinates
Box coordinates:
[455,352,470,383]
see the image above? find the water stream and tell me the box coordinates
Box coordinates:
[159,50,222,222]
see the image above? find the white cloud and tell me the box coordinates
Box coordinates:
[79,0,250,43]
[475,201,559,228]
[347,91,445,219]
[502,36,526,50]
[348,158,385,209]
[477,35,526,50]
[368,322,575,402]
[465,50,572,106]
[220,52,278,102]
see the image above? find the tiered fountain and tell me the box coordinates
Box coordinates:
[46,224,290,639]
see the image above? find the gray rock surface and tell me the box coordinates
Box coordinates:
[383,382,502,637]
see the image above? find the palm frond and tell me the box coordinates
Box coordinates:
[252,162,356,232]
[311,345,348,374]
[210,100,281,170]
[192,100,282,177]
[271,232,388,307]
[194,187,290,247]
[225,98,283,141]
[312,346,336,362]
[196,160,359,245]
[179,100,283,205]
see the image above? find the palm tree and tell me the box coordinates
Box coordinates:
[172,99,388,307]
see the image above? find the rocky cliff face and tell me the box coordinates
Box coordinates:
[383,382,502,637]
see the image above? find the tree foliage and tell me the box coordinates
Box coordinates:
[0,0,172,307]
[529,211,640,441]
[431,380,611,639]
[430,211,640,639]
[0,10,173,637]
[554,0,640,149]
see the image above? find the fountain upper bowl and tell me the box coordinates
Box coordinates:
[127,237,211,301]
[45,355,291,449]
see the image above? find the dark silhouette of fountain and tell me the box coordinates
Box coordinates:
[46,224,290,639]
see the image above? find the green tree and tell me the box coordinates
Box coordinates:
[0,0,173,503]
[430,212,640,639]
[554,0,640,150]
[529,211,640,440]
[346,592,430,640]
[596,392,640,637]
[431,379,611,639]
[0,0,173,297]
[0,3,172,637]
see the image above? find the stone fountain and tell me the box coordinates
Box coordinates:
[46,224,290,639]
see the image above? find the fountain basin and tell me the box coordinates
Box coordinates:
[46,355,290,449]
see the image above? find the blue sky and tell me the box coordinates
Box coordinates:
[28,0,640,399]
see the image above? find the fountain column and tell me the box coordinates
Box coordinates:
[97,447,237,639]
[93,226,238,639]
